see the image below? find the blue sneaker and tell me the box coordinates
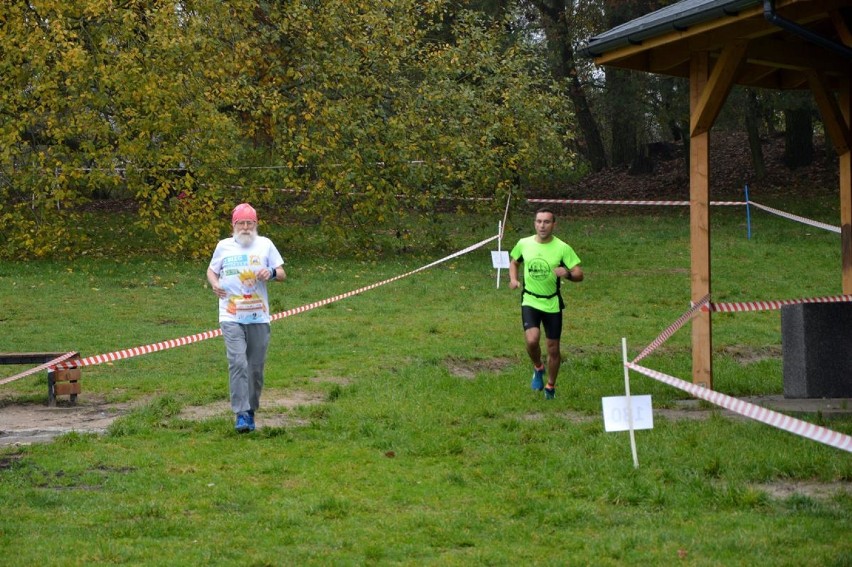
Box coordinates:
[544,386,556,400]
[235,413,251,433]
[531,367,545,391]
[247,411,256,432]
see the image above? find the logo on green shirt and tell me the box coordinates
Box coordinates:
[527,258,552,281]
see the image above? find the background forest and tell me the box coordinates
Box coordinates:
[0,0,835,259]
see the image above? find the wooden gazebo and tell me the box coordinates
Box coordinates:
[580,0,851,388]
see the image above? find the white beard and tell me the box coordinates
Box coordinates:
[234,228,258,247]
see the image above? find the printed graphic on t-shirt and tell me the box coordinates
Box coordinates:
[225,268,267,322]
[527,257,552,281]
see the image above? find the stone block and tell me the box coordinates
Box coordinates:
[781,302,852,398]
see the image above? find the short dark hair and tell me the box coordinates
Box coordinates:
[536,207,556,221]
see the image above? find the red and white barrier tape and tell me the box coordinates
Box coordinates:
[632,295,710,364]
[211,183,495,201]
[528,199,841,236]
[0,352,79,386]
[626,362,852,453]
[268,234,499,323]
[632,294,852,362]
[709,294,852,313]
[749,201,841,234]
[52,330,224,370]
[39,234,498,372]
[528,198,745,206]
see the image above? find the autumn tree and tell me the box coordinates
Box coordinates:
[0,0,247,257]
[1,0,576,259]
[519,0,608,172]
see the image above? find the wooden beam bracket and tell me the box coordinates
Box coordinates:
[690,41,748,137]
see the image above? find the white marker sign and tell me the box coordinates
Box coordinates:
[602,395,654,432]
[491,251,510,269]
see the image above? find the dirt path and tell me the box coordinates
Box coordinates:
[0,399,130,445]
[0,389,327,446]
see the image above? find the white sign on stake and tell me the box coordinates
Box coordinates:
[604,337,653,468]
[491,251,510,269]
[602,395,654,432]
[493,221,510,289]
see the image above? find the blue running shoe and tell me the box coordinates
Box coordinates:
[247,412,256,432]
[544,386,556,400]
[531,367,545,391]
[235,413,251,433]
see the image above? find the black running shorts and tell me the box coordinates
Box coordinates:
[521,305,563,340]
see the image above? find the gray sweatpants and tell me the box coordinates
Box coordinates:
[221,322,271,415]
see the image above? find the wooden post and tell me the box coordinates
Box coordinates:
[808,70,852,293]
[841,78,852,294]
[690,54,712,389]
[48,367,81,407]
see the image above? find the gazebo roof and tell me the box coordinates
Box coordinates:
[579,0,852,91]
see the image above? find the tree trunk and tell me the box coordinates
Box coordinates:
[608,68,639,168]
[603,0,654,170]
[567,59,608,172]
[823,119,837,166]
[783,107,814,169]
[531,0,607,172]
[745,89,767,180]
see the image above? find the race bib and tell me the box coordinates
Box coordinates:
[235,297,265,323]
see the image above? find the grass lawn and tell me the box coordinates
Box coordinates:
[1,201,850,566]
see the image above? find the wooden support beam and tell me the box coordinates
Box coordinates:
[831,10,852,47]
[841,79,852,294]
[690,41,747,137]
[690,53,713,389]
[842,150,851,294]
[747,38,851,76]
[649,49,690,73]
[736,65,781,87]
[807,70,851,155]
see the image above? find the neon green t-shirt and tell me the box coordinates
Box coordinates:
[510,236,581,313]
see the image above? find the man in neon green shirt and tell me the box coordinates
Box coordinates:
[509,208,583,399]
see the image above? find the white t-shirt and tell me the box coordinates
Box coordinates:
[208,236,284,324]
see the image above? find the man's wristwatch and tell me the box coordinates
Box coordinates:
[270,268,277,281]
